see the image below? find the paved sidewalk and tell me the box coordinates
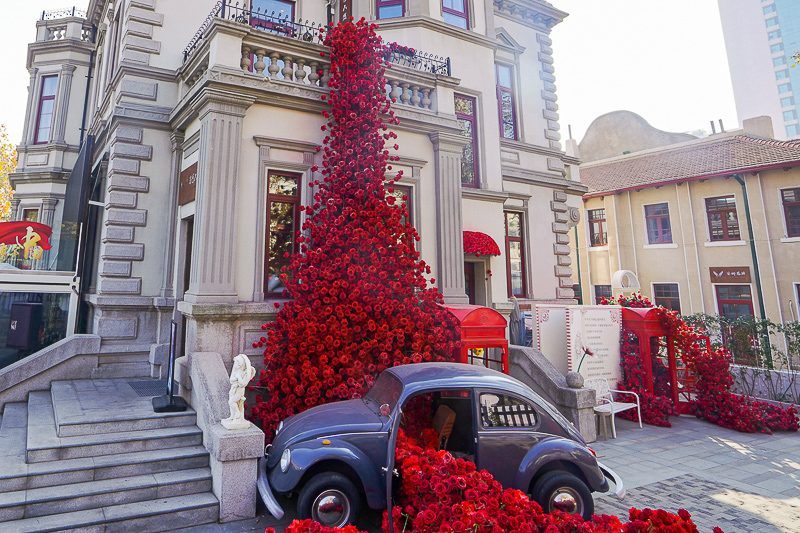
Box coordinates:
[175,415,800,533]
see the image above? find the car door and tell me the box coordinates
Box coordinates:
[384,399,403,533]
[475,389,547,489]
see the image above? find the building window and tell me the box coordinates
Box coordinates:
[387,184,413,226]
[572,284,582,304]
[783,110,798,122]
[644,203,672,244]
[251,0,294,18]
[588,208,607,246]
[777,69,789,80]
[779,84,792,94]
[454,94,478,187]
[495,64,517,140]
[764,4,777,13]
[770,42,784,53]
[376,0,404,19]
[773,56,787,67]
[442,0,469,29]
[35,75,58,144]
[767,30,781,40]
[504,211,526,297]
[765,16,779,27]
[716,285,754,318]
[594,285,611,305]
[705,196,740,241]
[781,97,795,108]
[653,283,681,313]
[782,188,800,237]
[265,171,301,295]
[787,124,800,137]
[22,209,39,223]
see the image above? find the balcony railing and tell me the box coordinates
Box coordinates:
[183,0,450,76]
[41,7,87,20]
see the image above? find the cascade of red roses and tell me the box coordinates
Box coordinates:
[250,19,460,441]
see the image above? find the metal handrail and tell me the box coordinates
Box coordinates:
[41,7,87,20]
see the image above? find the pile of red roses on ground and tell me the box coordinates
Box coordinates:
[603,293,798,434]
[250,19,460,441]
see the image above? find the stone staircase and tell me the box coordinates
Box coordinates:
[0,379,219,532]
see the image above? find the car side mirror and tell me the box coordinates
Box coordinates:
[380,403,391,416]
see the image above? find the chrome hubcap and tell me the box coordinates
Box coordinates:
[550,488,580,514]
[311,489,350,527]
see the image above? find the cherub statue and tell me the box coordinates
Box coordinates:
[221,354,257,430]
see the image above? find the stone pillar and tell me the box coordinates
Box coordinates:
[40,198,58,227]
[10,199,20,221]
[20,68,38,146]
[161,131,184,299]
[184,90,254,304]
[52,64,76,145]
[429,132,469,304]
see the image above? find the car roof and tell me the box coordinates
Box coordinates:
[384,362,535,398]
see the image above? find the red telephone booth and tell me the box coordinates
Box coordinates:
[621,308,707,415]
[442,304,509,374]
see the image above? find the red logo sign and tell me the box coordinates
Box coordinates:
[0,221,53,261]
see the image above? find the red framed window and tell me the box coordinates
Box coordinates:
[495,64,517,140]
[265,171,301,296]
[442,0,468,28]
[653,283,681,313]
[377,0,404,19]
[594,285,611,305]
[782,188,800,237]
[504,211,526,297]
[387,184,412,226]
[35,75,58,144]
[716,285,753,318]
[454,94,478,188]
[588,208,607,246]
[645,203,672,244]
[705,196,740,241]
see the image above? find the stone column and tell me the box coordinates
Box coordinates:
[161,131,184,299]
[184,90,254,304]
[21,68,38,146]
[429,132,469,304]
[40,198,58,227]
[10,199,20,221]
[52,64,76,145]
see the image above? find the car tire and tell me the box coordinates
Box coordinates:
[297,472,361,528]
[532,471,594,520]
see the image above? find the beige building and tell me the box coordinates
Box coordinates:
[573,116,800,327]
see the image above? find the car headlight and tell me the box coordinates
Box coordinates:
[280,448,292,473]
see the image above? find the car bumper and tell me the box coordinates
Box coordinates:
[597,461,625,501]
[257,457,285,519]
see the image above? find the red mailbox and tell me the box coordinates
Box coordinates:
[442,304,509,374]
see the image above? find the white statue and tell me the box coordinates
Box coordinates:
[221,354,257,430]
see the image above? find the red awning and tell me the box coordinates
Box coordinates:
[463,231,501,256]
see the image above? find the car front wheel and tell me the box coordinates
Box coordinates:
[298,472,361,528]
[532,471,594,520]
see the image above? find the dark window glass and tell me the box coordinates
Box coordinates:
[782,188,800,237]
[265,171,300,295]
[505,211,526,297]
[705,196,740,241]
[594,285,611,305]
[455,95,478,187]
[35,76,58,144]
[479,393,537,428]
[588,208,607,246]
[716,285,754,318]
[653,283,681,313]
[495,64,517,140]
[645,203,672,244]
[387,184,412,226]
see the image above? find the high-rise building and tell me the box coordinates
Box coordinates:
[719,0,800,140]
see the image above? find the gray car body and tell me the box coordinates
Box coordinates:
[266,362,609,510]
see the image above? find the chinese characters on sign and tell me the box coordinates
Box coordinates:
[566,306,622,388]
[709,267,751,283]
[179,162,198,205]
[0,221,53,266]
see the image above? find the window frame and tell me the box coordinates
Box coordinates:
[644,202,672,244]
[376,0,404,19]
[22,208,39,223]
[782,187,800,237]
[504,210,526,298]
[454,94,479,188]
[587,208,608,247]
[387,183,413,227]
[441,0,469,29]
[495,63,518,141]
[249,0,296,34]
[705,196,741,242]
[264,170,302,297]
[715,285,754,319]
[652,283,681,314]
[594,285,612,305]
[34,75,58,145]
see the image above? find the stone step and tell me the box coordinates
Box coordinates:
[0,492,219,533]
[97,352,151,364]
[51,380,196,437]
[0,445,210,494]
[0,403,28,492]
[26,391,202,463]
[90,361,153,379]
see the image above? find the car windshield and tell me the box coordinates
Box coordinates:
[363,372,403,415]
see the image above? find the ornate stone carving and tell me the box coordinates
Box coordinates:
[221,354,257,430]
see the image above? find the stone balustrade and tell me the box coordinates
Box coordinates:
[241,41,331,87]
[385,76,436,110]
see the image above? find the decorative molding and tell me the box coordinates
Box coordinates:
[493,0,568,31]
[462,188,509,203]
[378,16,497,49]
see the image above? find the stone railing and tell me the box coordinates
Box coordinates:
[36,16,94,43]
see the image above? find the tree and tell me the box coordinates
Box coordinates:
[0,125,16,221]
[250,19,460,441]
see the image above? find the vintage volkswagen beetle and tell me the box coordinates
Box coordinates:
[258,363,624,529]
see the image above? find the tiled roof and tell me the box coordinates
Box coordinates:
[580,135,800,195]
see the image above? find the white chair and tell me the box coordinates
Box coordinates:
[584,378,642,439]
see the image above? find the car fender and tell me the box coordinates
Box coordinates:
[268,437,385,509]
[512,436,608,494]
